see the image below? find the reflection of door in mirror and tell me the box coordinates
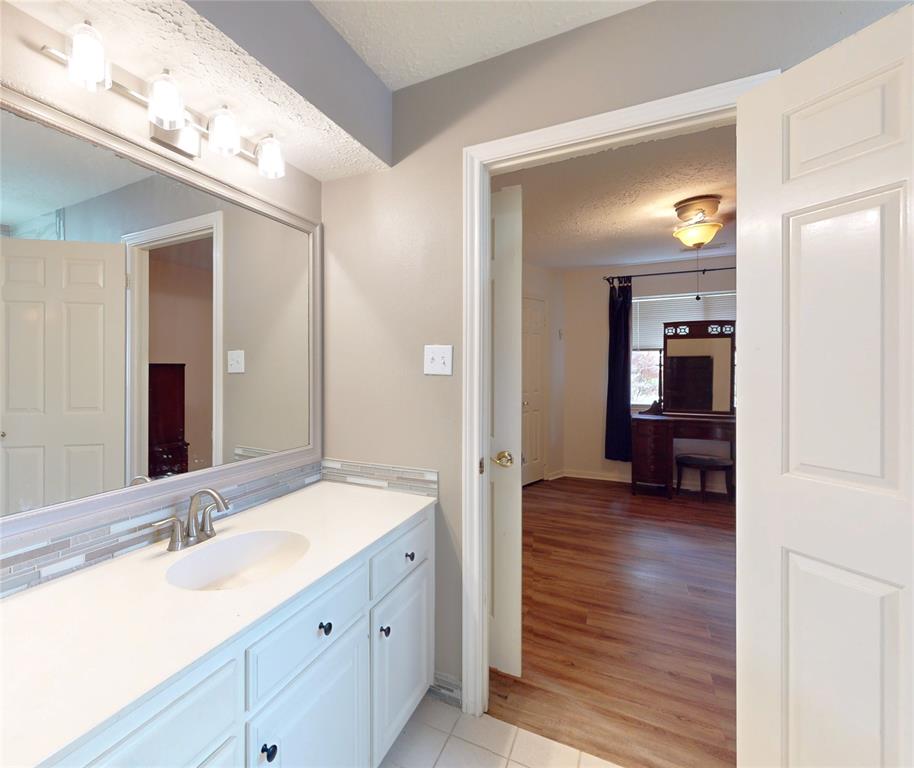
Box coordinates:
[0,239,125,516]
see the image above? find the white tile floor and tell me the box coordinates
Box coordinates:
[380,695,623,768]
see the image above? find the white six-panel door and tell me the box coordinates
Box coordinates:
[1,239,125,515]
[737,7,912,765]
[489,186,523,677]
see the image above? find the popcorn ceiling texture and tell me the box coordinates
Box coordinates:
[9,0,387,181]
[492,124,737,268]
[312,0,648,90]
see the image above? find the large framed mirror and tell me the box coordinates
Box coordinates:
[662,320,735,415]
[0,95,321,527]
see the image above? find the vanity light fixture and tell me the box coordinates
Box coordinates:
[208,106,241,157]
[40,42,287,180]
[66,21,111,92]
[147,69,185,131]
[256,135,286,179]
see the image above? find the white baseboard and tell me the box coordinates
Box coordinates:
[545,467,729,495]
[430,672,461,708]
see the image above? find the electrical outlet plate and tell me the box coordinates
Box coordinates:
[424,344,453,376]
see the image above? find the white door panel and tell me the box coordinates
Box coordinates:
[489,186,523,677]
[522,296,546,485]
[737,7,912,765]
[0,239,125,516]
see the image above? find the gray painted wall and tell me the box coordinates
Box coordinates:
[322,0,905,685]
[188,0,393,166]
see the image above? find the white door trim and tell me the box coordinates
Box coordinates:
[460,70,778,716]
[123,212,224,482]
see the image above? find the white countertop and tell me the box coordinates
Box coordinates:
[0,482,434,767]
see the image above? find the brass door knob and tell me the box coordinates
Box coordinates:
[491,450,514,468]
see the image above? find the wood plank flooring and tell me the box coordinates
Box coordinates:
[487,477,735,768]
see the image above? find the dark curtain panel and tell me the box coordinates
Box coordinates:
[605,277,633,461]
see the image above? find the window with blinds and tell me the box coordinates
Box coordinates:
[630,291,736,405]
[632,292,737,350]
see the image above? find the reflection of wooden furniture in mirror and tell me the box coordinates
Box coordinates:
[663,320,735,414]
[631,320,736,497]
[148,363,188,478]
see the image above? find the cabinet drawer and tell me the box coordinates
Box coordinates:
[86,662,237,767]
[246,565,368,710]
[247,618,370,768]
[371,518,430,600]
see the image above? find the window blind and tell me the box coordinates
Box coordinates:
[632,292,736,350]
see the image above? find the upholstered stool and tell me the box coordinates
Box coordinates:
[675,454,734,502]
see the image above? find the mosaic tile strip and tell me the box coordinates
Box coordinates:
[0,461,322,598]
[321,459,438,498]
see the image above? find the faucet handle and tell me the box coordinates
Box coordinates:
[152,517,186,551]
[200,503,217,540]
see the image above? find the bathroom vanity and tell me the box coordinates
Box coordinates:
[0,482,435,768]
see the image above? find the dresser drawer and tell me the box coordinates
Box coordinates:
[370,518,430,600]
[246,564,369,710]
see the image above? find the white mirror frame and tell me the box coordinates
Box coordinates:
[0,85,322,544]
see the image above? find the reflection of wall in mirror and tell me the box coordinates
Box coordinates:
[665,337,732,411]
[56,174,311,461]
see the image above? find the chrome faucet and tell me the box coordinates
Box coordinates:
[186,488,229,546]
[154,488,229,552]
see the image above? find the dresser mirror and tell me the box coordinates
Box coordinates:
[0,107,317,518]
[662,320,735,414]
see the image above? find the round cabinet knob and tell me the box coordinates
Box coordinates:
[405,551,416,562]
[261,744,278,763]
[380,625,391,637]
[319,621,333,636]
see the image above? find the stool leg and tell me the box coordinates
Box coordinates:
[700,470,706,504]
[676,463,683,494]
[726,468,734,502]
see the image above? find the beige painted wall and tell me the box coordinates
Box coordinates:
[149,239,214,472]
[323,0,900,684]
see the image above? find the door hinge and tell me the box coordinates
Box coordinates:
[125,272,130,289]
[479,457,485,475]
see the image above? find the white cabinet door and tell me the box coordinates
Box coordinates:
[248,618,370,768]
[371,561,433,767]
[737,7,913,766]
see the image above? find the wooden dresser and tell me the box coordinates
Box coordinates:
[631,412,735,497]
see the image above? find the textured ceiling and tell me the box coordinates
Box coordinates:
[312,0,648,90]
[0,110,154,227]
[493,125,737,268]
[10,0,387,180]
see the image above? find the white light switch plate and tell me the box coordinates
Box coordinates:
[424,344,453,375]
[227,349,245,374]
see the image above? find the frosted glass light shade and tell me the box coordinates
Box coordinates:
[256,136,285,179]
[147,70,184,131]
[208,106,241,157]
[66,22,110,92]
[673,220,723,249]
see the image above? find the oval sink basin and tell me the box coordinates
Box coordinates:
[166,530,310,591]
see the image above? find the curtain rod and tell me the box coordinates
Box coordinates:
[603,266,735,282]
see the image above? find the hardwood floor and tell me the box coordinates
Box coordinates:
[487,477,735,768]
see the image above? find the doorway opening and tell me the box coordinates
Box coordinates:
[124,213,224,483]
[488,123,737,767]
